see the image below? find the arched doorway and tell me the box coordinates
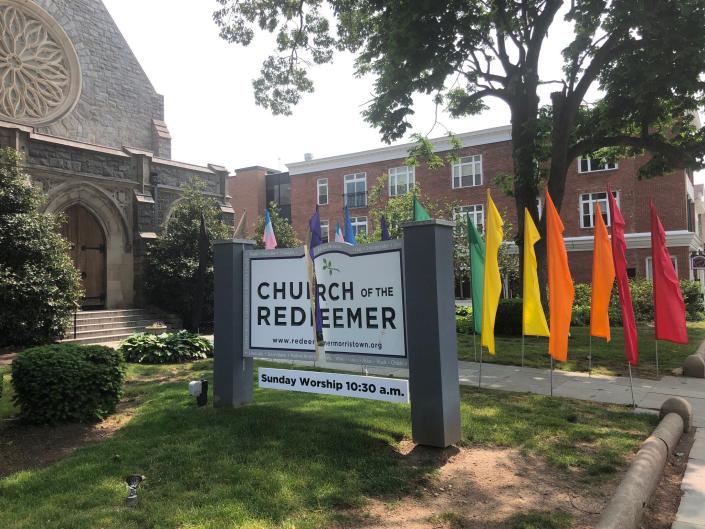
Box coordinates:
[60,205,107,308]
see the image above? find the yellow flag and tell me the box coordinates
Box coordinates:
[522,208,550,337]
[481,189,503,354]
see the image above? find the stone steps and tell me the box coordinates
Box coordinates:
[61,308,181,345]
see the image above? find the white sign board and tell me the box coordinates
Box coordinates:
[259,367,410,404]
[314,241,407,367]
[243,248,316,361]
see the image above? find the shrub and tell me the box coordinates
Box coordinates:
[494,298,523,336]
[11,345,126,425]
[119,331,213,364]
[681,280,705,321]
[145,179,231,331]
[0,148,82,346]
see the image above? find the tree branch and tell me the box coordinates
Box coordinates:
[568,134,687,166]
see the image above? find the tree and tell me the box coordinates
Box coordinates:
[0,148,82,346]
[214,0,705,281]
[253,202,301,249]
[145,179,231,331]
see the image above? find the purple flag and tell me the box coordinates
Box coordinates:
[380,215,392,241]
[308,207,323,333]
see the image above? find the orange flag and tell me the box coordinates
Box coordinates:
[590,203,615,341]
[546,189,574,362]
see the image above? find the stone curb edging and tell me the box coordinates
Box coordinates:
[683,339,705,378]
[596,397,693,529]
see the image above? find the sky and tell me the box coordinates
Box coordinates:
[101,0,703,182]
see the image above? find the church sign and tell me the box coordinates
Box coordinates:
[243,241,407,367]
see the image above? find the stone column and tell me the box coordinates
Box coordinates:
[402,219,462,448]
[213,239,255,407]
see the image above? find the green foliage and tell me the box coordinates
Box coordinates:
[511,510,572,529]
[145,178,231,330]
[119,331,213,364]
[11,344,126,425]
[494,298,523,336]
[0,148,82,347]
[571,280,705,326]
[253,201,300,249]
[455,305,473,334]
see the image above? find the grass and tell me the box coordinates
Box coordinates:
[510,510,572,529]
[457,322,705,378]
[0,360,657,529]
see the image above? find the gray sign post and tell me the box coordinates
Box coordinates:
[402,220,462,448]
[213,239,255,407]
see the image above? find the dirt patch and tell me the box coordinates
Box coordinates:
[641,430,694,529]
[335,444,610,529]
[0,397,138,478]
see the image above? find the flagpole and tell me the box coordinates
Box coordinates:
[473,331,477,363]
[588,334,592,377]
[655,339,660,378]
[550,356,554,397]
[521,333,525,368]
[627,363,636,408]
[479,346,483,389]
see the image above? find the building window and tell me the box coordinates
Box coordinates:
[452,155,483,189]
[265,172,292,221]
[350,216,367,237]
[317,178,328,206]
[389,166,415,196]
[578,157,618,173]
[645,256,678,281]
[320,219,329,243]
[344,172,367,208]
[455,204,484,233]
[580,191,619,228]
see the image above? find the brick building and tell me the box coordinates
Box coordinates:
[275,125,705,294]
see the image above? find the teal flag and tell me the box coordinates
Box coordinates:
[467,216,485,335]
[412,195,431,221]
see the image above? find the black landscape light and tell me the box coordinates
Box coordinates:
[188,378,208,407]
[125,474,145,507]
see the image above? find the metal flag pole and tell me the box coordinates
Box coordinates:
[627,363,636,408]
[655,339,660,378]
[588,334,592,377]
[473,331,477,363]
[479,346,483,388]
[521,333,525,368]
[550,356,554,397]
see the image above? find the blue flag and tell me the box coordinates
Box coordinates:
[344,206,356,245]
[380,215,392,241]
[309,207,322,258]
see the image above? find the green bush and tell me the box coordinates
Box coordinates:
[455,305,474,333]
[119,331,213,364]
[495,298,523,336]
[0,148,82,346]
[11,345,126,425]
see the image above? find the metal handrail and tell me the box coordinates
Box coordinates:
[73,301,80,339]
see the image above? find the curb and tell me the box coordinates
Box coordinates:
[683,339,705,378]
[596,397,692,529]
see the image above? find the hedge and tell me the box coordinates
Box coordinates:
[119,330,213,364]
[11,344,126,425]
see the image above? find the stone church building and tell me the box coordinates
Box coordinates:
[0,0,233,309]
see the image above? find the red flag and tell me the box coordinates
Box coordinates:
[650,202,688,344]
[608,186,638,366]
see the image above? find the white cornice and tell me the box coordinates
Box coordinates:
[286,125,512,175]
[563,230,703,252]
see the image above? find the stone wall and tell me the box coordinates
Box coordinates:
[27,140,133,181]
[29,0,168,153]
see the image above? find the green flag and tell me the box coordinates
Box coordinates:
[412,195,431,221]
[467,216,485,335]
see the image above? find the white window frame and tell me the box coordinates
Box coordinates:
[580,191,619,229]
[645,256,678,281]
[344,172,367,207]
[350,216,367,237]
[320,219,329,243]
[317,178,328,206]
[454,204,485,233]
[452,155,483,189]
[388,165,415,197]
[578,157,618,173]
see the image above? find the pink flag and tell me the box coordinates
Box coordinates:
[608,186,638,366]
[262,209,277,250]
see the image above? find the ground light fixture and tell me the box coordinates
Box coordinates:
[125,475,145,507]
[188,379,209,407]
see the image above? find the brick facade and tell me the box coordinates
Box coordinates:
[228,167,273,237]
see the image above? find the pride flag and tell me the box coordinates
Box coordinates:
[344,206,356,245]
[335,220,345,243]
[262,209,277,250]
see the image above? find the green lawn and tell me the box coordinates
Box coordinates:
[0,360,656,529]
[458,322,705,378]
